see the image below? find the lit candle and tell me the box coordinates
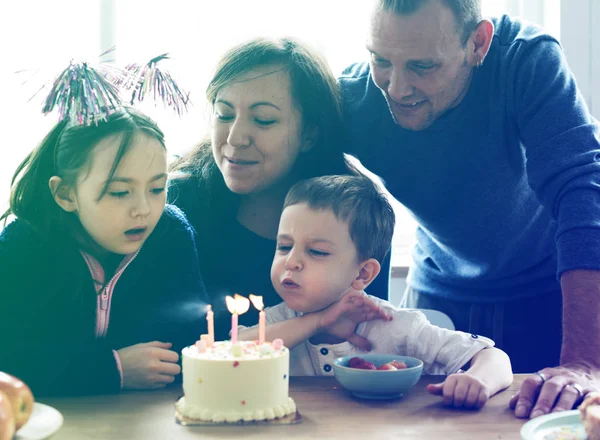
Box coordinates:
[225,294,250,344]
[259,310,265,345]
[231,312,238,344]
[206,305,214,346]
[249,294,266,344]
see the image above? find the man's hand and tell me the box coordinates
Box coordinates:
[318,290,392,350]
[427,373,492,409]
[117,341,181,390]
[509,363,600,418]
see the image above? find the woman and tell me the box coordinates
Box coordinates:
[169,37,390,340]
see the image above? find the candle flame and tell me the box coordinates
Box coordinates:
[206,304,212,312]
[225,296,235,313]
[226,294,250,315]
[249,294,264,311]
[235,294,250,314]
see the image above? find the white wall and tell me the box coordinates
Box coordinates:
[561,0,599,118]
[592,0,600,119]
[390,275,407,307]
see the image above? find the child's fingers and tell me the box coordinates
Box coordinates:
[344,291,364,303]
[452,381,470,407]
[346,333,372,352]
[426,382,444,395]
[356,309,385,323]
[377,308,393,321]
[368,310,391,323]
[154,348,179,363]
[146,341,173,349]
[340,296,362,313]
[464,384,481,409]
[442,379,457,406]
[159,360,182,376]
[362,302,392,321]
[476,387,491,409]
[358,301,384,316]
[153,374,176,386]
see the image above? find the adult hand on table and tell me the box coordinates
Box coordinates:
[511,270,600,418]
[509,362,600,418]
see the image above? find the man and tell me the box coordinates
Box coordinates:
[339,0,600,419]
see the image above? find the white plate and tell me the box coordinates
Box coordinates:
[520,409,586,439]
[15,403,64,440]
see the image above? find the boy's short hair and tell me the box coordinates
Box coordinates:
[284,175,396,262]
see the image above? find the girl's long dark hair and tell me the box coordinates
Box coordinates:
[1,108,166,242]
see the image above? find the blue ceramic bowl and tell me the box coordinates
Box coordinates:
[333,354,423,400]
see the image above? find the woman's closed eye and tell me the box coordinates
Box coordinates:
[151,187,166,195]
[255,118,277,127]
[216,113,234,122]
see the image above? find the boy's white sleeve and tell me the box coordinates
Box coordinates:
[237,302,296,332]
[265,302,298,324]
[405,312,494,375]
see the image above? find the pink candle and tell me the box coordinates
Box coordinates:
[259,310,266,345]
[226,294,249,345]
[249,294,266,344]
[231,313,238,344]
[206,305,214,345]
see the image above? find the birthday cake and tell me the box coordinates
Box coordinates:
[175,339,296,423]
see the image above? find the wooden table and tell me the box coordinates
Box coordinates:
[43,375,530,439]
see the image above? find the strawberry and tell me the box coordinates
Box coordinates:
[361,361,377,370]
[389,360,408,370]
[348,357,377,370]
[377,363,398,371]
[349,357,366,368]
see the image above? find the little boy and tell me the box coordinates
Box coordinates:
[240,175,512,409]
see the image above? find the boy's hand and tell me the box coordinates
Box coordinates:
[117,341,181,390]
[426,373,492,409]
[318,290,392,350]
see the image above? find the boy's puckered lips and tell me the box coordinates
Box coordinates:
[281,277,300,289]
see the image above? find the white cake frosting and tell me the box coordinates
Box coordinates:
[176,340,296,422]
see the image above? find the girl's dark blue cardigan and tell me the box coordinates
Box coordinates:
[0,205,208,396]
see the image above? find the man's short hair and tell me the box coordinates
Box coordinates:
[377,0,482,43]
[284,175,396,262]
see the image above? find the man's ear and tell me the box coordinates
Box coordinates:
[351,258,381,291]
[49,176,78,212]
[300,127,318,153]
[466,19,494,67]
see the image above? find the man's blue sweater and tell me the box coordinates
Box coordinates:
[339,16,600,301]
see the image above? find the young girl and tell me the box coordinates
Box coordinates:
[0,93,207,396]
